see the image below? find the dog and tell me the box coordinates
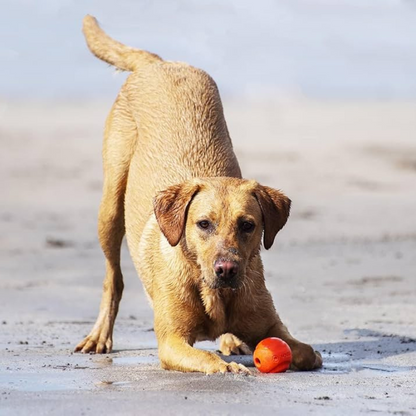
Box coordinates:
[75,15,323,374]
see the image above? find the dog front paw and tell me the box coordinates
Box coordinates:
[159,342,251,375]
[214,361,251,375]
[291,343,323,371]
[219,333,252,356]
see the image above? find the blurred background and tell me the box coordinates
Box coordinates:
[2,0,416,100]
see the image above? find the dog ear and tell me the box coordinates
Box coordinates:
[153,182,200,246]
[253,184,291,250]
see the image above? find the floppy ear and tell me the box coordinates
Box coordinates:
[153,182,200,246]
[253,184,291,250]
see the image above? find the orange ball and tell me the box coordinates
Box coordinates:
[253,337,292,373]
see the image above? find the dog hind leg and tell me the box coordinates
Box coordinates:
[75,90,138,353]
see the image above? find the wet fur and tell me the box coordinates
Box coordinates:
[75,15,323,374]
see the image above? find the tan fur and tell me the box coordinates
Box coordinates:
[75,16,323,374]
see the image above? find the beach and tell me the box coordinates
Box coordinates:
[1,98,415,414]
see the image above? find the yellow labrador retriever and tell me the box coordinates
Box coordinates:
[75,15,322,374]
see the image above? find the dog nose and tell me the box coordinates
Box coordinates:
[214,260,239,280]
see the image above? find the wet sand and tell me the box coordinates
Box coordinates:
[1,99,415,415]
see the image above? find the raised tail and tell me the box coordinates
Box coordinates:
[82,15,162,72]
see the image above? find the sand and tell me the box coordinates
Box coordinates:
[0,98,415,415]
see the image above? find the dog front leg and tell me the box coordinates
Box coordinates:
[158,334,250,375]
[265,318,322,371]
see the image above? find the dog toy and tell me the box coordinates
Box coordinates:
[253,337,292,373]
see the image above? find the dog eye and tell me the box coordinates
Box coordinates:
[197,220,211,230]
[241,221,255,232]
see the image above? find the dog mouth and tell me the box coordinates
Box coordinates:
[215,278,240,290]
[201,274,242,290]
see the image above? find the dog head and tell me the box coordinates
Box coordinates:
[153,178,291,289]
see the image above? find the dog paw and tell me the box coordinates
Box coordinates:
[219,333,252,356]
[313,350,323,369]
[74,319,113,354]
[291,343,323,371]
[215,361,251,375]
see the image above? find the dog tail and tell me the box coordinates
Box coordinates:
[82,15,162,72]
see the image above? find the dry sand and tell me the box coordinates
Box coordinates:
[0,99,415,415]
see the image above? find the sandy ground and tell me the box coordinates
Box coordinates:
[0,99,415,415]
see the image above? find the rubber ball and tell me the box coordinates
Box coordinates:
[253,337,292,373]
